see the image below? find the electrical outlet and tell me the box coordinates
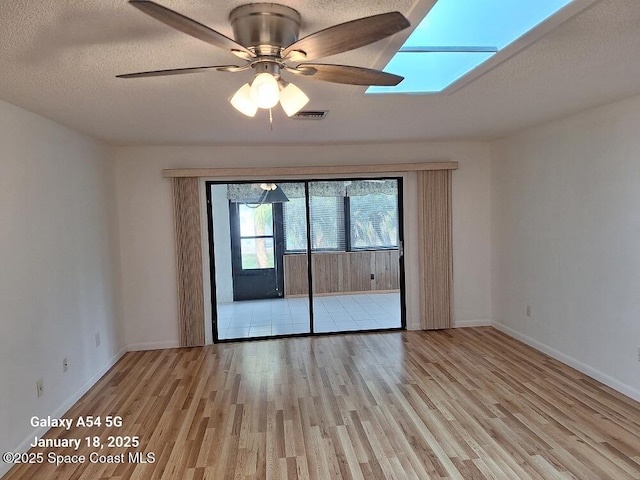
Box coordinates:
[95,332,101,348]
[36,379,44,398]
[63,357,68,373]
[526,305,532,318]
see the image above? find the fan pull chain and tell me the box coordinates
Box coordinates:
[269,108,273,131]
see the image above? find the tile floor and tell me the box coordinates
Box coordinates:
[217,292,402,340]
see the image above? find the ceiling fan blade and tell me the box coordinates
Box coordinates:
[282,11,409,61]
[293,64,403,86]
[216,65,251,73]
[284,65,316,76]
[116,65,243,78]
[129,0,254,58]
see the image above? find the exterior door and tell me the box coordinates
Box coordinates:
[229,202,285,300]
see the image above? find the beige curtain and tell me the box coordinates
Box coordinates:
[417,170,453,330]
[173,177,205,347]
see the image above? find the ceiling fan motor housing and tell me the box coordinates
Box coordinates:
[229,3,302,57]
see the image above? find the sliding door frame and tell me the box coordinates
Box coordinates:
[206,176,406,343]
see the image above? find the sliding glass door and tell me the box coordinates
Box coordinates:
[208,182,310,340]
[308,180,403,333]
[206,178,404,342]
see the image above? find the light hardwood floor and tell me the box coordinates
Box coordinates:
[4,327,640,479]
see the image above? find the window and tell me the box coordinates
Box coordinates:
[283,180,399,253]
[309,196,345,251]
[282,197,307,252]
[349,193,399,249]
[283,196,345,252]
[368,0,572,94]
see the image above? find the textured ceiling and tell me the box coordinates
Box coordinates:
[1,0,640,145]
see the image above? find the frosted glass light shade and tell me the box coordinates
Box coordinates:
[230,74,308,117]
[279,82,309,116]
[230,83,258,117]
[250,73,280,109]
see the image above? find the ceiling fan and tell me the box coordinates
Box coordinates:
[117,1,410,117]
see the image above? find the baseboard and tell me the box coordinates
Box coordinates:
[492,321,640,403]
[127,340,180,351]
[1,346,128,478]
[454,318,492,328]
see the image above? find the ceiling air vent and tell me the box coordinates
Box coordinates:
[291,110,328,120]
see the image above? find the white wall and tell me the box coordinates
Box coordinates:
[211,184,234,304]
[0,99,124,475]
[113,141,492,348]
[492,93,640,401]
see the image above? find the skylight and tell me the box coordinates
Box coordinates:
[367,0,573,94]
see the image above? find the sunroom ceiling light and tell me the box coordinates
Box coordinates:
[230,72,309,118]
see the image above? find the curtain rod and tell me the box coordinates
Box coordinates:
[162,162,458,178]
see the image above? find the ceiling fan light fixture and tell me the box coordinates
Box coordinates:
[230,83,258,117]
[279,81,309,117]
[250,72,280,109]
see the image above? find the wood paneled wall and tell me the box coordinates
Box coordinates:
[284,250,399,296]
[417,170,453,330]
[172,177,205,347]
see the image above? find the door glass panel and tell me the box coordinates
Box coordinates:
[309,179,403,334]
[239,203,273,236]
[210,182,311,341]
[240,238,274,269]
